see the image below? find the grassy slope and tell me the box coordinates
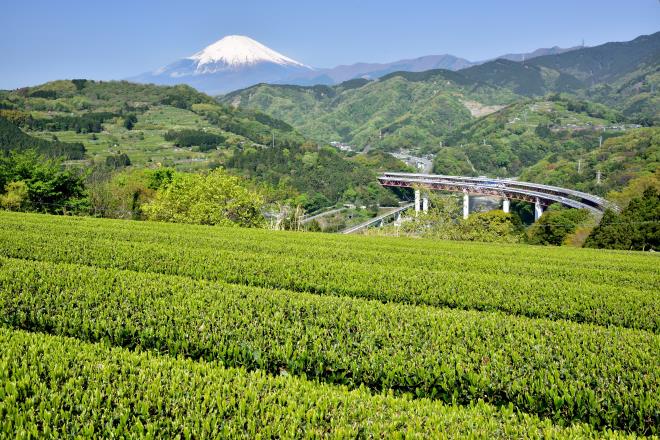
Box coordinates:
[1,80,302,168]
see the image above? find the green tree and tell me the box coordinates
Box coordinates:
[123,114,137,130]
[144,169,264,227]
[527,207,591,246]
[0,180,28,210]
[459,210,525,243]
[0,150,87,214]
[585,187,659,251]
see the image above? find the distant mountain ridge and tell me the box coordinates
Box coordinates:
[292,46,583,86]
[495,46,581,62]
[130,34,584,94]
[221,31,659,151]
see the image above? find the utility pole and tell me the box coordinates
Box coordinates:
[596,170,602,185]
[577,159,582,174]
[272,131,275,148]
[599,135,603,148]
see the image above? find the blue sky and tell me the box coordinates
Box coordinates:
[2,0,658,89]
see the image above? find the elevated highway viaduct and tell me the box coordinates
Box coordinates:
[378,172,618,221]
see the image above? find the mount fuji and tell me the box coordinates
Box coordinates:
[131,35,313,95]
[131,35,583,95]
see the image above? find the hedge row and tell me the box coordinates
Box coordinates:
[0,257,657,434]
[1,226,657,332]
[5,214,658,290]
[4,211,657,276]
[1,328,631,439]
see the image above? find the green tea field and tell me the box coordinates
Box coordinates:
[0,211,658,438]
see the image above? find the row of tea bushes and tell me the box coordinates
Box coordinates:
[1,328,632,439]
[1,227,657,332]
[0,257,657,433]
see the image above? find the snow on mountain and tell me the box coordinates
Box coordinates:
[130,35,312,95]
[189,35,307,71]
[130,35,583,95]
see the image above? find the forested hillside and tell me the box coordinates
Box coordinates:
[222,71,519,151]
[0,80,403,211]
[520,127,659,200]
[222,32,659,154]
[0,116,85,159]
[432,95,635,176]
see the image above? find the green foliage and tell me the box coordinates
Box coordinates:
[0,216,658,433]
[146,167,175,190]
[521,127,659,196]
[1,328,621,438]
[221,70,518,151]
[460,210,525,243]
[527,207,591,246]
[163,129,225,151]
[0,180,28,210]
[585,187,659,251]
[86,168,155,220]
[436,97,629,177]
[0,151,87,214]
[105,153,131,169]
[27,111,118,133]
[388,194,525,243]
[144,168,264,227]
[123,113,137,130]
[2,80,395,211]
[0,116,85,159]
[226,142,397,207]
[2,211,656,333]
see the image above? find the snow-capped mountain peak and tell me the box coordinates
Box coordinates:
[189,35,307,70]
[132,35,313,94]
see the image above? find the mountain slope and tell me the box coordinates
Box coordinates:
[520,127,659,199]
[495,46,581,62]
[530,32,660,83]
[221,32,658,153]
[432,95,639,178]
[0,79,403,209]
[235,45,582,87]
[459,31,660,99]
[132,36,313,95]
[222,70,519,152]
[287,55,475,85]
[0,116,85,159]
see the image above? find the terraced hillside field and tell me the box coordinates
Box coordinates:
[0,211,658,437]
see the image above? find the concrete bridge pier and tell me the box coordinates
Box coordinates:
[422,195,429,213]
[534,198,544,221]
[414,190,421,215]
[502,198,510,213]
[463,192,469,219]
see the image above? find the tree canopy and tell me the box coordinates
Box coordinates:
[585,187,659,251]
[144,169,264,227]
